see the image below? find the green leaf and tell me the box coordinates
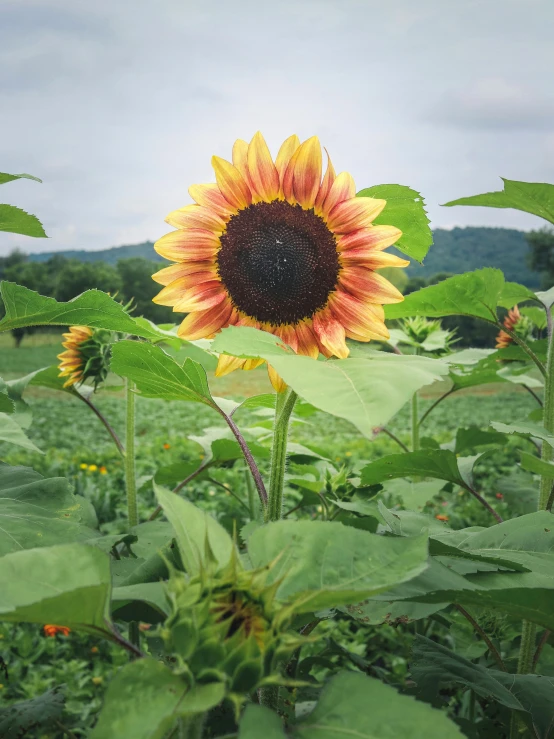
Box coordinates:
[412,636,554,739]
[0,171,42,185]
[536,287,554,311]
[212,327,447,438]
[112,582,169,619]
[490,420,554,446]
[0,686,65,739]
[357,184,432,262]
[0,463,100,556]
[381,479,445,510]
[443,178,554,226]
[111,341,216,408]
[0,204,47,237]
[520,451,554,479]
[0,413,42,454]
[154,484,235,575]
[521,306,548,330]
[0,282,171,339]
[0,542,111,633]
[247,519,428,612]
[452,426,508,455]
[238,705,287,739]
[294,671,463,738]
[0,391,14,413]
[90,658,225,739]
[360,450,482,490]
[498,281,538,309]
[385,268,505,322]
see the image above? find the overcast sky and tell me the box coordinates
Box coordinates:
[1,0,553,257]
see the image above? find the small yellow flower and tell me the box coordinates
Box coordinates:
[345,451,352,457]
[99,466,107,474]
[80,463,88,470]
[0,684,3,690]
[88,464,98,472]
[92,676,103,686]
[91,646,99,654]
[208,489,216,497]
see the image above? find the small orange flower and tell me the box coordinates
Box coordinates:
[435,514,449,522]
[163,443,171,450]
[495,305,521,349]
[44,624,70,637]
[496,492,504,499]
[91,646,99,654]
[99,465,107,474]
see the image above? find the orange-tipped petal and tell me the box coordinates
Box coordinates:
[152,272,218,306]
[329,291,390,341]
[275,135,300,196]
[154,230,220,262]
[247,131,280,203]
[188,183,236,217]
[177,298,233,341]
[327,197,387,234]
[232,139,256,194]
[165,204,226,232]
[273,324,299,352]
[152,261,216,286]
[292,136,322,209]
[314,148,336,213]
[321,171,356,219]
[211,156,252,210]
[338,225,402,253]
[282,146,301,204]
[341,249,409,269]
[339,266,404,304]
[312,307,349,359]
[216,354,247,376]
[268,364,287,393]
[295,319,320,359]
[173,282,226,313]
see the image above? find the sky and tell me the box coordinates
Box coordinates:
[1,0,553,257]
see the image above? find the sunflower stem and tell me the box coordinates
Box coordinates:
[411,391,420,452]
[245,466,257,520]
[125,378,138,528]
[267,388,298,523]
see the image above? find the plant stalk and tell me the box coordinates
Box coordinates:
[125,378,138,528]
[245,467,257,520]
[267,388,298,522]
[77,391,125,457]
[411,391,420,452]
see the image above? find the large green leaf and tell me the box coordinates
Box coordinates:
[90,658,225,739]
[247,519,428,611]
[0,463,100,556]
[111,341,216,408]
[0,542,111,632]
[360,449,482,490]
[0,686,65,739]
[212,327,447,438]
[384,268,504,321]
[412,636,554,739]
[490,421,554,446]
[520,451,554,479]
[357,184,432,262]
[295,671,463,738]
[154,484,235,575]
[239,705,287,739]
[0,413,42,454]
[443,179,554,226]
[498,281,539,309]
[0,282,169,340]
[0,204,46,237]
[0,171,42,185]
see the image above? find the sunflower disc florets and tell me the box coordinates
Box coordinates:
[57,326,112,389]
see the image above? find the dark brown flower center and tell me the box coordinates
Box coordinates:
[216,201,340,324]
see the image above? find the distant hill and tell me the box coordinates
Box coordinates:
[27,226,541,288]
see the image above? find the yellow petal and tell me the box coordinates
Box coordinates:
[321,171,356,219]
[275,134,300,197]
[165,204,226,232]
[211,156,252,210]
[247,131,280,202]
[327,197,386,234]
[292,136,322,209]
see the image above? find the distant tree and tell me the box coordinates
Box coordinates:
[405,276,427,294]
[526,227,554,289]
[117,257,173,324]
[54,261,122,302]
[377,266,408,293]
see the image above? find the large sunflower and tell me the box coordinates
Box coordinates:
[57,326,94,388]
[153,132,408,390]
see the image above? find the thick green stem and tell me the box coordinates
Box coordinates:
[411,392,420,452]
[267,388,298,523]
[125,378,138,528]
[176,713,206,739]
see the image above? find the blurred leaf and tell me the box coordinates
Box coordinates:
[452,426,507,455]
[520,451,554,478]
[112,582,168,618]
[491,420,554,445]
[443,179,554,226]
[90,658,225,739]
[0,542,111,633]
[357,184,432,262]
[0,171,42,185]
[238,705,287,738]
[0,686,65,738]
[521,306,548,330]
[0,391,14,413]
[154,484,235,576]
[212,327,447,438]
[498,281,538,309]
[384,268,504,322]
[0,413,42,454]
[0,204,46,237]
[248,519,428,612]
[0,463,100,556]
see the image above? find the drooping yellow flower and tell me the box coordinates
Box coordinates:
[57,326,93,388]
[153,132,408,390]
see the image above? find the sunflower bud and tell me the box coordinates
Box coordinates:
[399,316,457,355]
[495,305,534,350]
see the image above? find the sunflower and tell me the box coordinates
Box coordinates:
[495,305,525,349]
[57,326,94,388]
[153,132,408,390]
